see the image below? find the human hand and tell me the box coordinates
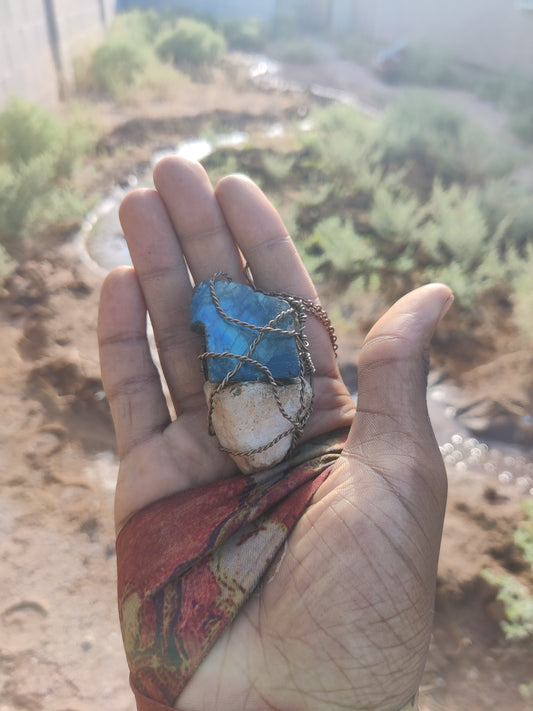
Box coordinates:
[98,156,452,711]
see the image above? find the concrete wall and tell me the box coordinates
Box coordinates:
[116,0,277,21]
[116,0,329,26]
[0,0,116,107]
[349,0,533,77]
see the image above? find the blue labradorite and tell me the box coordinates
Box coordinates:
[191,279,300,382]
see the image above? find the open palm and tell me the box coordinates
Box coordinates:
[98,157,452,711]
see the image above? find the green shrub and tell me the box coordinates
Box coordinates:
[419,181,487,269]
[91,35,152,98]
[379,94,514,188]
[299,215,381,288]
[222,17,269,52]
[0,99,92,247]
[301,103,380,190]
[262,152,295,182]
[0,242,17,286]
[395,43,464,88]
[271,38,320,64]
[482,500,533,640]
[477,71,533,112]
[509,104,533,144]
[369,181,422,249]
[82,9,184,100]
[479,180,533,254]
[0,95,91,177]
[156,18,226,70]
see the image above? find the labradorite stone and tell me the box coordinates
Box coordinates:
[191,279,300,382]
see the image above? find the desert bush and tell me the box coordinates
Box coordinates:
[300,103,380,195]
[0,242,17,286]
[474,70,533,143]
[509,104,533,144]
[395,43,464,88]
[369,181,422,248]
[299,215,380,289]
[271,38,320,64]
[477,70,533,111]
[90,35,152,98]
[262,152,296,182]
[156,18,226,70]
[512,251,533,338]
[222,17,269,52]
[378,94,514,189]
[81,9,184,100]
[482,500,533,640]
[482,499,533,710]
[418,182,487,269]
[480,180,533,254]
[0,99,92,248]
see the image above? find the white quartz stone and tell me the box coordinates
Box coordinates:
[204,380,313,474]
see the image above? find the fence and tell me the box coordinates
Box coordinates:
[0,0,116,107]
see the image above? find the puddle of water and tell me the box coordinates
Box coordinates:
[83,131,250,272]
[428,385,533,496]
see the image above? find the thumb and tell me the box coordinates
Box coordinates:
[346,283,453,453]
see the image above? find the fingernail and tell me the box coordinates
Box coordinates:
[228,172,256,184]
[439,293,454,321]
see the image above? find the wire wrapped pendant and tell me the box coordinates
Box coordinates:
[191,273,315,474]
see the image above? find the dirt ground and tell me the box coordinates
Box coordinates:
[1,54,532,711]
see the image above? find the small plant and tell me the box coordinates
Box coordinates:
[156,18,226,72]
[270,38,320,64]
[509,104,533,144]
[378,93,514,189]
[482,501,533,704]
[0,243,17,286]
[79,9,184,101]
[222,17,269,52]
[395,43,464,88]
[262,152,295,183]
[90,35,152,98]
[300,103,379,190]
[0,98,92,250]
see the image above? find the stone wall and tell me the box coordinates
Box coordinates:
[0,0,116,107]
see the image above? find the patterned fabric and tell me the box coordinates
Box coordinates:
[116,429,349,710]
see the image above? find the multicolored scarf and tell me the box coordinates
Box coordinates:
[116,429,349,710]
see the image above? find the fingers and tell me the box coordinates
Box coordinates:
[118,188,206,414]
[98,267,171,459]
[153,157,245,283]
[215,174,315,297]
[346,283,453,455]
[214,174,339,377]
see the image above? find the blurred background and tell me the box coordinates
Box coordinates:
[1,1,532,709]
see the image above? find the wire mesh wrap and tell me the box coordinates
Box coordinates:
[197,272,335,459]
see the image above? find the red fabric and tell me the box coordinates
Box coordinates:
[117,429,348,710]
